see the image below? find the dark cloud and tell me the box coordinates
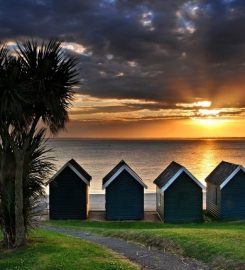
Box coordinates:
[69,102,175,115]
[1,0,245,107]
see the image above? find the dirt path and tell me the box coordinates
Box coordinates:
[42,225,209,270]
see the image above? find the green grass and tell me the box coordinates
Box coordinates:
[47,220,245,269]
[0,229,139,270]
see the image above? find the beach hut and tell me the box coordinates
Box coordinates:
[206,161,245,219]
[154,161,204,223]
[48,159,92,220]
[102,160,147,220]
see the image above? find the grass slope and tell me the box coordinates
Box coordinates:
[47,220,245,269]
[0,229,139,270]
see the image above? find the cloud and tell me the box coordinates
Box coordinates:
[1,0,245,119]
[68,93,245,122]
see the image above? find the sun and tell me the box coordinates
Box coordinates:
[193,118,227,127]
[192,101,226,127]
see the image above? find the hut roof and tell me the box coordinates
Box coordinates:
[205,161,244,189]
[47,159,92,185]
[102,160,147,189]
[154,161,204,192]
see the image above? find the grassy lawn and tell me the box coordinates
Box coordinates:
[0,229,139,270]
[47,220,245,269]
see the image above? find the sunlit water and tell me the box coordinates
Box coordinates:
[46,139,245,194]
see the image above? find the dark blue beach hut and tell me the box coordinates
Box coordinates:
[103,160,147,220]
[206,161,245,220]
[154,162,204,223]
[48,159,92,220]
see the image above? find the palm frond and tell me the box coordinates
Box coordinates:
[22,129,55,230]
[16,39,78,134]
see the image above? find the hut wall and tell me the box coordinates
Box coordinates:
[164,172,203,223]
[49,166,87,220]
[221,170,245,219]
[105,170,144,220]
[206,182,221,218]
[156,187,164,220]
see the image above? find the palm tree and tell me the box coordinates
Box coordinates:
[0,39,78,247]
[0,48,26,247]
[0,129,54,247]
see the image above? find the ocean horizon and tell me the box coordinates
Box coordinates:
[48,137,245,140]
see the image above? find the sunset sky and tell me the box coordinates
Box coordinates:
[2,0,245,138]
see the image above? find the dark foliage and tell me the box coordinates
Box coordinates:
[0,39,78,247]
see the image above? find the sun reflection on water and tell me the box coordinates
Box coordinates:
[198,140,219,182]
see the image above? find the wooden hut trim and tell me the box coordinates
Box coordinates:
[220,166,245,190]
[102,164,148,189]
[47,161,90,186]
[160,167,205,193]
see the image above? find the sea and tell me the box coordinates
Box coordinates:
[47,139,245,194]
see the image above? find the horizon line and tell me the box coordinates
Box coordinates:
[46,137,245,141]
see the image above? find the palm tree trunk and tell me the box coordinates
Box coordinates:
[0,151,7,247]
[14,150,26,247]
[0,150,14,248]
